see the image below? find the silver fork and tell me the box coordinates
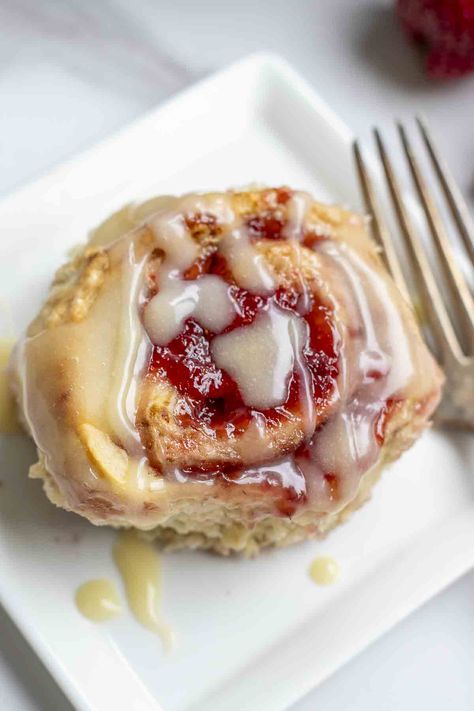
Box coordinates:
[353,118,474,429]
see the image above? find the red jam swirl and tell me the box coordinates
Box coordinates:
[144,196,399,513]
[149,250,339,435]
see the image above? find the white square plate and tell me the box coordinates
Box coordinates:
[0,54,473,711]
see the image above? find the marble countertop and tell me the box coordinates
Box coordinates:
[0,1,473,710]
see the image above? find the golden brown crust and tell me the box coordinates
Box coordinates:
[29,248,110,335]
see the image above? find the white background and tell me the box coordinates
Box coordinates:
[0,1,473,709]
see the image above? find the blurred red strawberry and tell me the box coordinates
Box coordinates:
[396,0,474,77]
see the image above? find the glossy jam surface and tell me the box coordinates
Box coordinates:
[149,254,338,431]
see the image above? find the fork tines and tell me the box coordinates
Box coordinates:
[353,119,474,365]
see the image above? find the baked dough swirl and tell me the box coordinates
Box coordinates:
[13,187,443,554]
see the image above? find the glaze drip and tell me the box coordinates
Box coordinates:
[113,530,174,650]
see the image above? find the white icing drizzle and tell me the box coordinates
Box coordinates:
[284,192,312,242]
[298,240,415,511]
[148,211,199,276]
[292,318,316,439]
[284,192,313,314]
[144,275,235,346]
[224,457,306,498]
[107,241,150,455]
[279,191,315,434]
[143,192,268,346]
[233,412,273,463]
[16,233,154,493]
[181,193,235,225]
[220,227,275,294]
[211,304,307,409]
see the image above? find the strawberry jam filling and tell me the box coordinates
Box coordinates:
[145,237,343,510]
[148,254,339,435]
[143,196,399,512]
